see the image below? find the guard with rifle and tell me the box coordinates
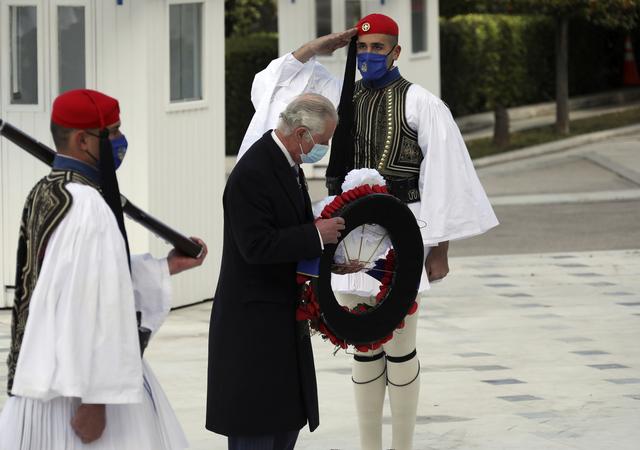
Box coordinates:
[0,89,206,450]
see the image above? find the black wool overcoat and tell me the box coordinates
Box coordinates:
[206,131,322,436]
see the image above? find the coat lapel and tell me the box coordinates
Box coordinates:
[266,135,306,222]
[299,167,314,221]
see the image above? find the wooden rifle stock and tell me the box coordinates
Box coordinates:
[0,119,204,258]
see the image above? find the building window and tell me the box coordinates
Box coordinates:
[345,0,360,29]
[315,0,331,38]
[411,0,428,54]
[58,6,86,94]
[9,6,38,104]
[170,3,203,103]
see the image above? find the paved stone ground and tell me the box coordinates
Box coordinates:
[3,250,637,449]
[1,129,639,448]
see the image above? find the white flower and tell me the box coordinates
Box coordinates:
[341,168,386,192]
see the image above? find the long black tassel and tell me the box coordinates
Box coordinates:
[98,130,130,266]
[325,36,357,195]
[97,131,149,352]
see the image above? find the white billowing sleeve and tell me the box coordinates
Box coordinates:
[12,183,143,404]
[237,53,343,159]
[406,85,499,245]
[131,254,171,337]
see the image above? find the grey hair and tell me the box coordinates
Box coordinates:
[276,93,338,138]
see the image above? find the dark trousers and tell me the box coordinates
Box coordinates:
[228,430,300,450]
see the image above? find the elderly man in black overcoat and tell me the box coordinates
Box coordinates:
[206,93,345,450]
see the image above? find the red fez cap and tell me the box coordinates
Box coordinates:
[51,89,120,130]
[357,14,399,37]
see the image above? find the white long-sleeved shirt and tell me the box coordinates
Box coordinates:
[11,183,171,404]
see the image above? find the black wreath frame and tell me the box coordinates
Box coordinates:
[313,193,424,345]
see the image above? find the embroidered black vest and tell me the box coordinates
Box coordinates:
[7,170,97,394]
[353,77,422,178]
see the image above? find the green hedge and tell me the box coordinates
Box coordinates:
[440,15,551,116]
[224,21,638,154]
[225,32,278,155]
[440,14,635,116]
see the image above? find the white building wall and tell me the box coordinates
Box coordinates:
[136,0,224,307]
[1,0,55,308]
[0,0,224,308]
[277,0,441,96]
[94,0,152,256]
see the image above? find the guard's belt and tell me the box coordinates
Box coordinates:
[326,175,420,204]
[386,177,420,204]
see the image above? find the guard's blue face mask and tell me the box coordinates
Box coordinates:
[357,45,396,81]
[110,134,128,170]
[84,131,128,170]
[299,130,329,164]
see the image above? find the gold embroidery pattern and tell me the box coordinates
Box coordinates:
[7,171,96,394]
[352,76,422,178]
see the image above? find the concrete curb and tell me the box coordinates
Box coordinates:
[456,87,640,133]
[490,189,640,206]
[473,123,640,169]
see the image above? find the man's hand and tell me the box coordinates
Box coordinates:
[293,28,358,63]
[167,237,208,275]
[425,241,449,282]
[71,403,106,444]
[316,217,346,244]
[332,260,365,275]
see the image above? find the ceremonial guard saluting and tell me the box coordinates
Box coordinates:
[0,89,207,450]
[237,14,498,450]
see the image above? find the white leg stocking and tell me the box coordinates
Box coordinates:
[352,351,386,450]
[336,293,386,450]
[384,300,421,450]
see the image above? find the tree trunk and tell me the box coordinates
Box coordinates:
[493,104,510,148]
[555,16,570,135]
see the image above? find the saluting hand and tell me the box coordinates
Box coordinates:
[312,28,358,55]
[293,28,358,62]
[316,217,346,245]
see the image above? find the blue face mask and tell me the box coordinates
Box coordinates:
[299,130,329,164]
[110,134,128,170]
[357,46,396,81]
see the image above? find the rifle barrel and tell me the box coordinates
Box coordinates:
[0,119,203,258]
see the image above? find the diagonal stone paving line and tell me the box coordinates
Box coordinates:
[0,249,638,450]
[584,152,640,186]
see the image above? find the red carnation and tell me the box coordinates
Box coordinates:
[296,309,310,321]
[387,334,395,343]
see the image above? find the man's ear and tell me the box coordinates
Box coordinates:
[393,44,402,61]
[295,126,309,142]
[71,130,87,151]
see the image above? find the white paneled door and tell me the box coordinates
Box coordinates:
[0,0,94,307]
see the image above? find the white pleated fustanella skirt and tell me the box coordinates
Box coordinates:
[0,360,188,450]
